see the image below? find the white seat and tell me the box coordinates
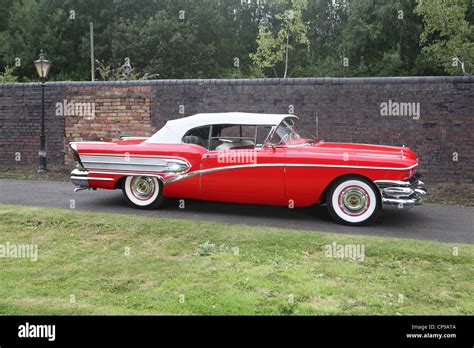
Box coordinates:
[215,140,255,151]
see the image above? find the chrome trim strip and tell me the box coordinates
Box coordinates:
[273,143,313,148]
[71,176,114,182]
[85,163,168,172]
[285,163,418,171]
[70,141,116,144]
[81,155,188,164]
[165,163,417,185]
[80,155,190,173]
[91,162,416,173]
[83,160,168,166]
[90,170,158,175]
[78,153,190,160]
[120,136,149,140]
[324,142,409,150]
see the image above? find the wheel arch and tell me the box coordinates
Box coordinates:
[114,176,126,190]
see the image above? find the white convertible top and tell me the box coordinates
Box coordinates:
[146,112,297,144]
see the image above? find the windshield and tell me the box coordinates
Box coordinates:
[270,117,316,146]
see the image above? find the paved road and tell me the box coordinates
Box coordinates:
[0,179,472,243]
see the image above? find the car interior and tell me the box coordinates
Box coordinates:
[182,124,273,151]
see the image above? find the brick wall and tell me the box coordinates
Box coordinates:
[1,77,473,183]
[0,84,65,166]
[63,84,153,165]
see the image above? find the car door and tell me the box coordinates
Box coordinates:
[200,125,286,205]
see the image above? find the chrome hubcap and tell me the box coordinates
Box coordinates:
[131,176,155,200]
[339,186,369,216]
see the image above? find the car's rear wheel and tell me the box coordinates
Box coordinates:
[122,176,164,209]
[326,176,381,226]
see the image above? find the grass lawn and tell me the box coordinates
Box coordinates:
[0,204,472,315]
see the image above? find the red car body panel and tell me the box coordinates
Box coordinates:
[73,140,418,207]
[69,113,427,226]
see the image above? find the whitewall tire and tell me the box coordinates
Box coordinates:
[122,176,164,209]
[326,176,381,226]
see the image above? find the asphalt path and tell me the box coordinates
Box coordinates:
[0,179,472,244]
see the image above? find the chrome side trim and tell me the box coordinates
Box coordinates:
[70,176,114,182]
[82,160,166,166]
[285,163,418,171]
[69,141,116,145]
[81,155,190,174]
[78,153,192,160]
[119,136,149,141]
[165,163,417,185]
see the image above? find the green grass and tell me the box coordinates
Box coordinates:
[0,204,472,315]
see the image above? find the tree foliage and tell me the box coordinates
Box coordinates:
[0,66,17,82]
[250,0,309,77]
[0,0,472,82]
[415,0,474,75]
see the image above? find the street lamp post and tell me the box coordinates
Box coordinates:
[33,50,51,173]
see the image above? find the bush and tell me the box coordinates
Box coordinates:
[0,66,17,83]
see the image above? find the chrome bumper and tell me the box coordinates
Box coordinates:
[71,168,90,191]
[374,176,426,207]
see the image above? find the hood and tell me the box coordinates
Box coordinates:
[309,141,418,161]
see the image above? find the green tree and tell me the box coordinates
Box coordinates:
[415,0,474,75]
[250,0,309,78]
[0,66,18,82]
[0,0,469,80]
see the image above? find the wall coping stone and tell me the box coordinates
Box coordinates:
[1,76,473,88]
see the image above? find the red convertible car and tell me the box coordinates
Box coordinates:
[70,112,426,225]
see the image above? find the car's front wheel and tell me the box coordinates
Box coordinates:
[326,176,381,226]
[122,176,164,209]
